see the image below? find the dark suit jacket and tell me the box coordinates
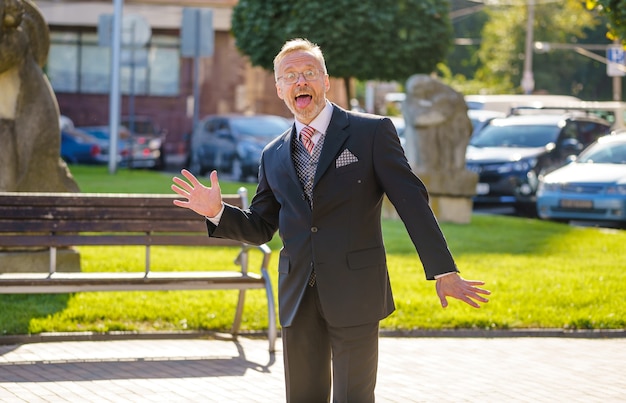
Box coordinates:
[208,104,458,328]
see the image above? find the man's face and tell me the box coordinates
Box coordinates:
[275,50,330,125]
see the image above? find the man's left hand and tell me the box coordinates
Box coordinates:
[436,273,490,308]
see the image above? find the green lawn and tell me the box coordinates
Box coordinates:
[1,165,624,335]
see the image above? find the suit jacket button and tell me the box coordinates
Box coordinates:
[311,227,318,233]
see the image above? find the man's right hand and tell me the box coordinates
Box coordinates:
[171,169,223,218]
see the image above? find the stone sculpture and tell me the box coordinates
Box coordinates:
[0,0,78,192]
[401,74,477,223]
[1,0,79,273]
[402,74,473,172]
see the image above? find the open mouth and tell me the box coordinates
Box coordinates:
[295,94,312,109]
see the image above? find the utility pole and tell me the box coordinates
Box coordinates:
[612,39,623,102]
[521,0,535,94]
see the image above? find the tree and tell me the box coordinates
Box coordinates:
[473,0,599,96]
[586,0,626,42]
[231,0,453,100]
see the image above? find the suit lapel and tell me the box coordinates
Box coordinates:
[276,125,301,186]
[314,105,349,186]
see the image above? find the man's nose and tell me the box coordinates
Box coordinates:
[295,73,307,84]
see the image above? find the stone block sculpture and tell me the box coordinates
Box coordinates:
[401,74,477,223]
[0,0,78,192]
[1,0,80,273]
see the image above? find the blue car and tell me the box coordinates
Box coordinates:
[60,127,108,165]
[80,125,162,169]
[536,132,626,226]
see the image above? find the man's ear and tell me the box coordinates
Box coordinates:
[324,75,330,93]
[276,82,284,100]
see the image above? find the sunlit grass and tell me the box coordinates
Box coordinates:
[1,166,624,335]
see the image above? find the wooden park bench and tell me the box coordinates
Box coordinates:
[0,190,277,352]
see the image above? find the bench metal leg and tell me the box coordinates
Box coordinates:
[230,270,277,353]
[231,241,276,352]
[231,289,246,338]
[261,268,277,353]
[49,246,57,275]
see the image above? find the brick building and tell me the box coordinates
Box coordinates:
[36,0,348,159]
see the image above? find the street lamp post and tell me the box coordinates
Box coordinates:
[521,0,535,94]
[609,39,624,102]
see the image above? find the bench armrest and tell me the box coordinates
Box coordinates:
[234,243,272,276]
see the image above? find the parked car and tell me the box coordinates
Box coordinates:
[121,115,167,169]
[187,114,292,181]
[468,109,506,137]
[465,113,612,214]
[60,127,108,165]
[79,125,164,170]
[59,115,115,165]
[464,94,582,114]
[536,131,626,226]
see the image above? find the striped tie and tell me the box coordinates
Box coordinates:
[300,126,315,154]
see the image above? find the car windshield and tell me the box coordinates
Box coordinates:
[231,116,291,139]
[470,124,560,148]
[577,141,626,164]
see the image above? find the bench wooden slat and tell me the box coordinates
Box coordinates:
[0,271,265,293]
[0,192,244,208]
[0,234,242,247]
[0,191,277,352]
[0,204,204,220]
[0,220,209,233]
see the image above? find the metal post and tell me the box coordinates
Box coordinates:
[128,20,136,169]
[192,9,201,136]
[521,0,535,94]
[613,39,623,102]
[108,0,123,174]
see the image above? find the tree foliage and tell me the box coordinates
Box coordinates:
[231,0,453,85]
[586,0,626,42]
[474,0,599,95]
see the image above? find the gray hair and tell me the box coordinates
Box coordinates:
[273,38,328,81]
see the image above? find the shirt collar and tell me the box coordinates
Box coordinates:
[295,100,333,138]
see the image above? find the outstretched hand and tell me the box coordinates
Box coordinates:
[436,273,490,308]
[171,169,223,218]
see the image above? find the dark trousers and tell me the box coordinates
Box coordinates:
[282,284,379,403]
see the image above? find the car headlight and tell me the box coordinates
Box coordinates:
[496,157,537,174]
[148,138,162,150]
[606,184,626,195]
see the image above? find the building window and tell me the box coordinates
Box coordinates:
[47,31,180,96]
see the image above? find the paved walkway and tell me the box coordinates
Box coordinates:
[0,335,625,402]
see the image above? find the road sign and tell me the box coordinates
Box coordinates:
[98,14,151,48]
[607,45,625,77]
[180,8,214,58]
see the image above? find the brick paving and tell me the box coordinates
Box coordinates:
[0,335,625,402]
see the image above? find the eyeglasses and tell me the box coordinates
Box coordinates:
[277,69,322,85]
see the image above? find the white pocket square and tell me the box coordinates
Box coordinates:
[336,149,359,168]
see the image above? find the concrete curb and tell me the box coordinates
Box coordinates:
[1,328,624,345]
[379,328,626,339]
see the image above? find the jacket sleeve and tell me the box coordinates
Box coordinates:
[207,154,280,245]
[372,118,459,280]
